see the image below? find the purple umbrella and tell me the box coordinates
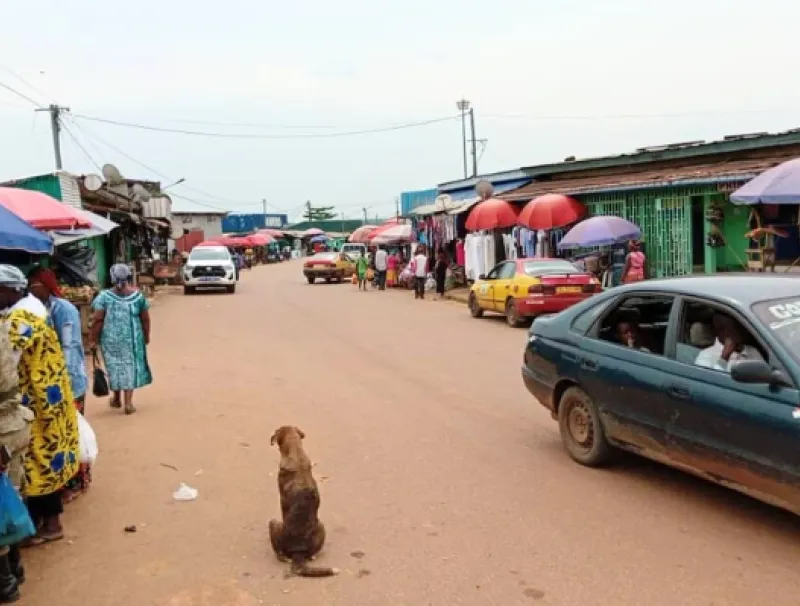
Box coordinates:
[557,216,641,250]
[309,234,328,243]
[731,158,800,205]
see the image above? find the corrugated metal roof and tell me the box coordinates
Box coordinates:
[498,157,796,201]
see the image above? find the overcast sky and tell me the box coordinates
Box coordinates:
[1,0,799,222]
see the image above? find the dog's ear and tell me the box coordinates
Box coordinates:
[270,429,280,446]
[296,427,305,440]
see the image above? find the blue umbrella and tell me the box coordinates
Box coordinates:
[0,204,52,254]
[309,234,328,243]
[557,216,641,250]
[731,158,800,205]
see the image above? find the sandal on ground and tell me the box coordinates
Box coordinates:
[109,396,122,409]
[124,405,136,415]
[20,532,63,548]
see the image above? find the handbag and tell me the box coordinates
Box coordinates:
[91,351,110,398]
[0,473,34,547]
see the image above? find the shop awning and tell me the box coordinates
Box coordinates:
[0,205,53,254]
[0,187,92,230]
[50,209,120,247]
[436,179,532,216]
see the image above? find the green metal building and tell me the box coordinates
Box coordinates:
[500,130,800,278]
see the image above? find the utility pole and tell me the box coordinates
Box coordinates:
[306,200,312,222]
[36,104,69,170]
[262,198,267,227]
[456,99,470,179]
[395,197,400,220]
[341,212,345,235]
[362,207,368,225]
[469,108,478,178]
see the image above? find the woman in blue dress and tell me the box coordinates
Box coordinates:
[27,267,91,501]
[88,264,152,415]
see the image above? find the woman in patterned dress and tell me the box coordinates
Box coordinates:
[88,264,152,415]
[0,265,79,546]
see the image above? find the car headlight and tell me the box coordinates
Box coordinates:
[224,263,234,271]
[185,264,195,271]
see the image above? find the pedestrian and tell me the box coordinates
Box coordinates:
[26,267,91,502]
[89,264,153,415]
[621,240,646,284]
[413,246,428,300]
[386,250,399,288]
[374,245,388,291]
[0,320,33,602]
[355,253,369,291]
[434,249,448,300]
[0,265,79,548]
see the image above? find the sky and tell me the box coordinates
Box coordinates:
[1,0,799,222]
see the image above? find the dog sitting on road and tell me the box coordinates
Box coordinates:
[269,425,339,577]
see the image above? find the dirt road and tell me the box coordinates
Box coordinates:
[23,261,800,605]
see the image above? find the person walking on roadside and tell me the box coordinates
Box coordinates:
[0,319,33,602]
[355,253,369,291]
[621,240,646,284]
[27,267,91,502]
[434,249,448,300]
[413,246,428,300]
[374,245,388,291]
[0,265,79,550]
[89,264,152,415]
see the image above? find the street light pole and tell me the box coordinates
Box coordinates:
[456,99,470,179]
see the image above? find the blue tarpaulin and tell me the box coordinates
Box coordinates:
[0,205,52,254]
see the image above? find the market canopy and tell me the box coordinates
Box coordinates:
[348,225,377,243]
[301,228,325,237]
[50,209,120,247]
[465,198,519,231]
[557,216,641,250]
[0,187,91,230]
[371,223,413,244]
[246,233,275,246]
[730,158,800,205]
[0,204,52,254]
[367,218,403,242]
[517,194,586,230]
[256,228,286,238]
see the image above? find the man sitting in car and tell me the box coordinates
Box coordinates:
[694,313,764,372]
[614,309,651,353]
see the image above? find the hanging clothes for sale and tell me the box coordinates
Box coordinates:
[455,239,465,266]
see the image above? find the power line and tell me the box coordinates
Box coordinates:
[71,113,462,139]
[59,118,102,172]
[0,66,52,106]
[482,107,797,121]
[0,80,43,109]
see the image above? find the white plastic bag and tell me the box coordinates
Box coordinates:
[172,483,199,501]
[77,412,98,465]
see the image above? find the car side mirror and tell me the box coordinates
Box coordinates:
[731,360,790,387]
[478,274,487,280]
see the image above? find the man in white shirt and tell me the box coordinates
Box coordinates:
[413,247,428,300]
[374,246,388,291]
[695,313,764,372]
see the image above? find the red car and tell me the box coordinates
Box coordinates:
[468,258,601,327]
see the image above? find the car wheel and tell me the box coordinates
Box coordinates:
[336,272,344,283]
[307,276,315,284]
[325,277,332,284]
[227,285,236,294]
[558,387,613,467]
[468,293,483,318]
[505,298,523,328]
[183,286,195,295]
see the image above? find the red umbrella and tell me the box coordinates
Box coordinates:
[247,233,274,246]
[257,228,285,238]
[0,187,91,230]
[349,225,377,243]
[368,219,405,242]
[465,198,519,231]
[197,240,224,247]
[517,194,586,230]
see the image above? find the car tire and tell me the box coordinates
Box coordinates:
[468,293,483,318]
[558,387,613,467]
[183,286,195,295]
[226,285,236,294]
[505,298,523,328]
[336,272,344,283]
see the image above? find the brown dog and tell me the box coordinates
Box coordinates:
[269,426,338,577]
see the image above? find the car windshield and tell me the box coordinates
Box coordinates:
[523,260,581,276]
[752,296,800,360]
[190,249,229,261]
[315,253,338,260]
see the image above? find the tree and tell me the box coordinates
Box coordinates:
[303,201,336,222]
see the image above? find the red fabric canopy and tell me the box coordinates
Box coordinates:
[367,218,405,242]
[465,198,519,231]
[247,234,274,246]
[0,187,91,230]
[197,240,223,247]
[517,194,586,230]
[256,228,285,238]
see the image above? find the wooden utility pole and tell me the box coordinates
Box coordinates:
[35,104,69,170]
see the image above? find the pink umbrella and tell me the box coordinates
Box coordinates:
[247,233,274,246]
[257,228,285,238]
[368,219,405,242]
[197,240,224,247]
[348,225,378,243]
[301,228,325,237]
[0,187,91,230]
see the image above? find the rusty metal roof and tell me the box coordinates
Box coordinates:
[499,154,799,202]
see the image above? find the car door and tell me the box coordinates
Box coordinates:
[662,297,800,507]
[577,293,679,456]
[491,262,517,311]
[477,263,503,309]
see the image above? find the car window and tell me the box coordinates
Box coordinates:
[675,301,768,371]
[499,263,516,279]
[189,249,230,261]
[593,294,675,356]
[485,264,504,280]
[522,260,581,276]
[752,296,800,364]
[571,298,614,334]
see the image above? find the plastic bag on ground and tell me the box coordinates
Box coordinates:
[0,474,34,547]
[78,412,98,464]
[173,483,198,501]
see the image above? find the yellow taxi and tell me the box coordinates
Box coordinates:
[468,258,600,327]
[303,252,356,284]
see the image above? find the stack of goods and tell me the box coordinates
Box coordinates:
[61,285,96,305]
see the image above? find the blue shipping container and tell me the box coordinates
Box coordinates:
[222,213,288,233]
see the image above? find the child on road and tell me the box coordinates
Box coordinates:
[356,253,369,291]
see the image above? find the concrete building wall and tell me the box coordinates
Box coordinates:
[173,213,225,240]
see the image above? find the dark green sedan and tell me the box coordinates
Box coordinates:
[522,274,800,515]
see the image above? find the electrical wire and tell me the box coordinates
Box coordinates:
[71,113,463,139]
[0,66,52,106]
[0,80,43,109]
[59,118,103,173]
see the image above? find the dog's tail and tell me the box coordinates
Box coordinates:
[291,554,339,578]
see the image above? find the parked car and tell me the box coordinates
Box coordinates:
[521,274,800,515]
[469,258,601,327]
[183,246,237,294]
[303,252,355,284]
[342,243,367,259]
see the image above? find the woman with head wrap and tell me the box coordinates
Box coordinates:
[27,267,90,502]
[0,264,79,547]
[88,264,152,414]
